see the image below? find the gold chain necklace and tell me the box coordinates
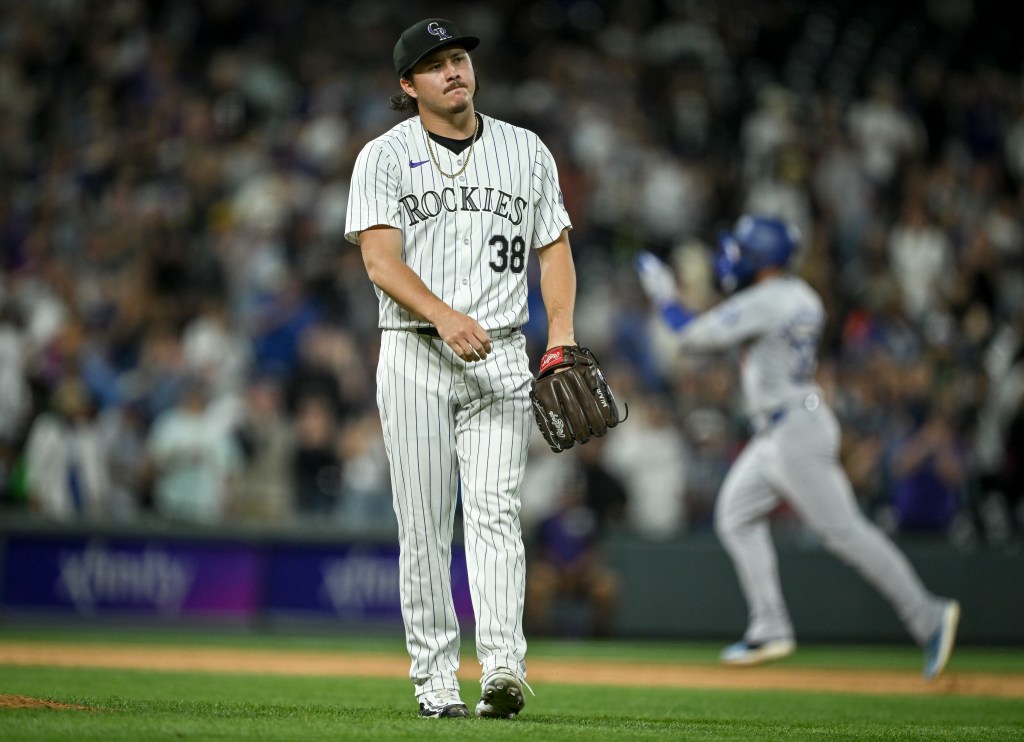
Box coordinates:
[422,115,479,179]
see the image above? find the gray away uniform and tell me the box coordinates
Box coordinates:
[674,274,948,646]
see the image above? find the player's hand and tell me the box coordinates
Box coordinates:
[435,310,493,362]
[636,251,679,305]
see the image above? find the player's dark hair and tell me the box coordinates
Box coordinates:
[390,75,418,112]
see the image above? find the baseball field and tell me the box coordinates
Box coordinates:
[1,627,1023,740]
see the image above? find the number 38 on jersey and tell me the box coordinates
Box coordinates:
[489,234,526,274]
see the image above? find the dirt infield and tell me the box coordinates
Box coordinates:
[0,694,93,711]
[2,640,1023,706]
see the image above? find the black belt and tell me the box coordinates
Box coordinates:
[412,326,521,339]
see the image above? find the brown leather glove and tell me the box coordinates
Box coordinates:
[530,346,623,453]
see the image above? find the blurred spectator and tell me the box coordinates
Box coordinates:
[249,274,320,379]
[603,394,689,540]
[906,54,949,166]
[232,373,296,523]
[1004,99,1024,185]
[680,407,734,530]
[981,194,1024,317]
[23,377,110,521]
[635,151,707,250]
[576,438,629,532]
[887,200,955,326]
[182,296,252,400]
[119,322,190,422]
[286,323,367,423]
[525,479,620,638]
[998,391,1024,537]
[811,114,874,270]
[8,266,68,363]
[520,431,580,536]
[947,229,999,362]
[292,393,342,518]
[146,376,242,524]
[95,399,150,521]
[883,390,966,534]
[0,302,31,496]
[741,86,799,185]
[972,308,1024,542]
[846,74,923,197]
[337,410,394,533]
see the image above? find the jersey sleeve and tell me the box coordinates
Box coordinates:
[530,138,572,249]
[344,138,402,245]
[673,290,776,351]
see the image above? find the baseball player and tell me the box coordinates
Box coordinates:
[345,18,577,718]
[636,215,960,679]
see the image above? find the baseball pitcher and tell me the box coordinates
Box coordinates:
[345,17,605,719]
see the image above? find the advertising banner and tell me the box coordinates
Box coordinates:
[263,542,474,621]
[1,535,261,618]
[1,533,474,624]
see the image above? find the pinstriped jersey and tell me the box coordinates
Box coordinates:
[345,113,572,331]
[674,275,824,418]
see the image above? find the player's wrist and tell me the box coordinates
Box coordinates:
[658,300,693,331]
[545,329,576,348]
[424,301,459,328]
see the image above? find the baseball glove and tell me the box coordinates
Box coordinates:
[530,346,623,453]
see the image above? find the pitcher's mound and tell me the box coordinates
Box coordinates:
[0,694,93,711]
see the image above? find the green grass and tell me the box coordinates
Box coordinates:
[1,627,1023,741]
[3,667,1022,741]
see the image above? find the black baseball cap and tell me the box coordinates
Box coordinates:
[393,18,479,77]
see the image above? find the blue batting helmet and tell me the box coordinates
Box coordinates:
[714,215,799,294]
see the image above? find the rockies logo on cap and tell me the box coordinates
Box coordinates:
[393,18,480,77]
[427,22,452,41]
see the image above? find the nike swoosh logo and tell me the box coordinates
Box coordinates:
[409,159,430,168]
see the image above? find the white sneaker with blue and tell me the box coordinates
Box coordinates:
[923,600,960,680]
[720,638,796,666]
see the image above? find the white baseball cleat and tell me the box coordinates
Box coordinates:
[475,668,526,719]
[418,688,469,718]
[923,600,960,680]
[720,638,796,666]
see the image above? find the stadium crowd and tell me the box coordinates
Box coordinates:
[1,0,1022,548]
